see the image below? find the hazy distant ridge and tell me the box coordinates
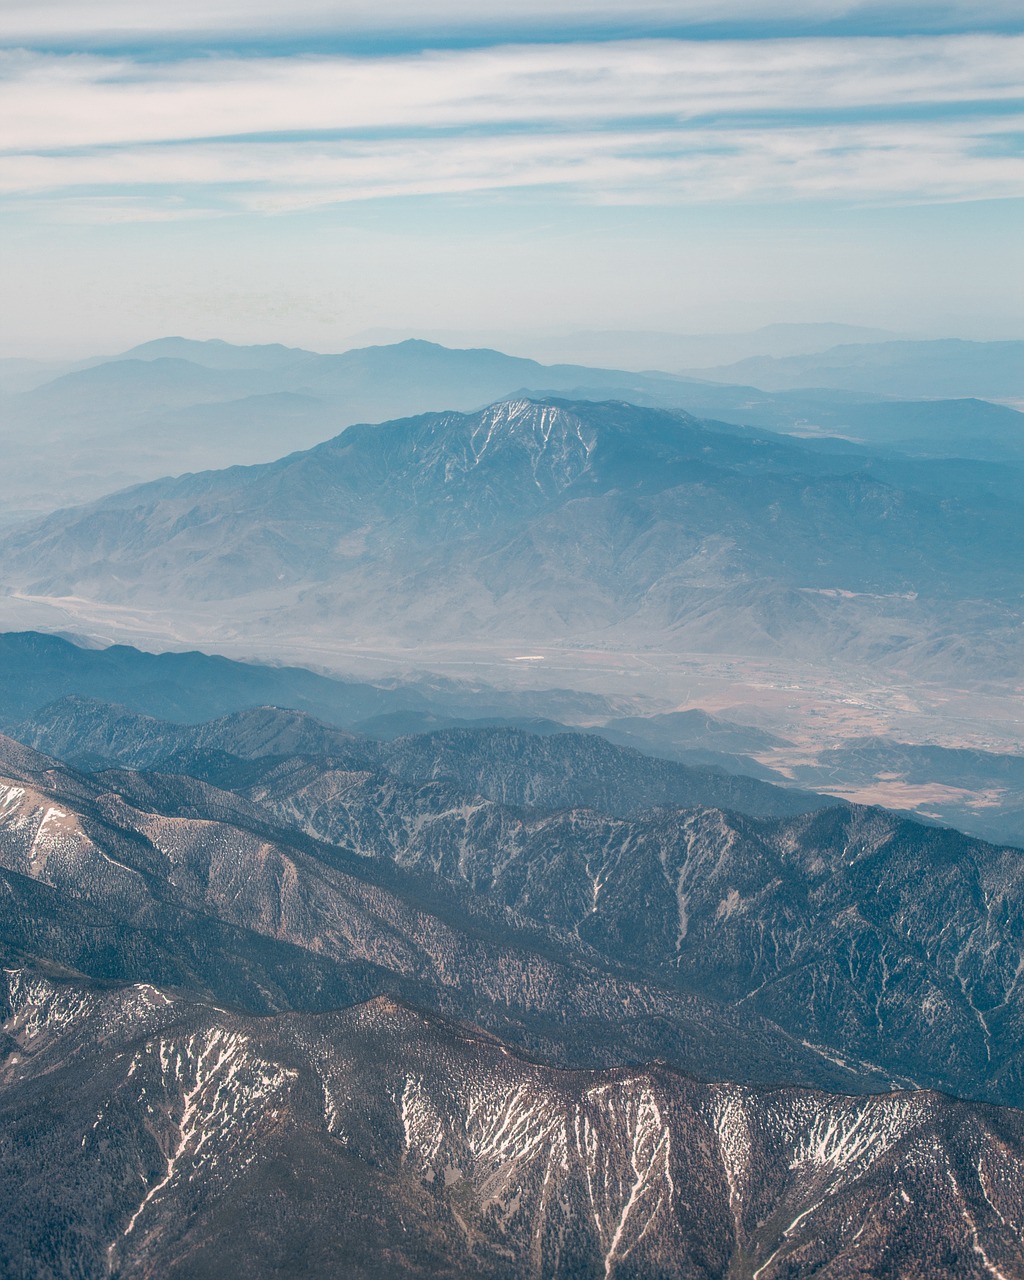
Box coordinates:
[1,397,1020,680]
[2,335,1021,523]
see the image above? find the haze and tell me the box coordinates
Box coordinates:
[1,0,1022,357]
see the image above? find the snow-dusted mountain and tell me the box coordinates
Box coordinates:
[3,337,1022,524]
[0,730,850,1092]
[6,682,1024,1276]
[3,712,1024,1110]
[4,969,1024,1280]
[2,398,1021,680]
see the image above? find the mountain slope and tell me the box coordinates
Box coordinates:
[2,399,1021,679]
[5,712,1024,1109]
[230,755,1024,1108]
[5,336,1020,525]
[3,970,1024,1280]
[375,726,823,819]
[0,733,854,1092]
[15,700,827,819]
[0,338,715,520]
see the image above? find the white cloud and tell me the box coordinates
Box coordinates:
[5,119,1022,213]
[2,0,1021,41]
[2,36,1022,150]
[1,37,1021,214]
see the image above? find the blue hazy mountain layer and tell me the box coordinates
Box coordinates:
[1,398,1021,679]
[690,338,1024,400]
[2,338,1022,524]
[0,631,611,729]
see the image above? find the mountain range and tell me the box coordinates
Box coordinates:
[5,627,1021,855]
[2,336,1021,522]
[0,728,858,1090]
[353,321,901,370]
[5,700,1024,1110]
[688,338,1024,400]
[3,323,1023,1277]
[5,653,1024,1275]
[5,969,1024,1280]
[13,697,825,821]
[0,630,613,731]
[791,736,1024,850]
[2,398,1020,681]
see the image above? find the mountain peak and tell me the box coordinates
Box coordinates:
[463,398,596,468]
[2,395,1020,677]
[320,397,614,506]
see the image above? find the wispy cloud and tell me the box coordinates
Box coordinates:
[7,120,1023,216]
[2,0,1022,43]
[1,36,1022,215]
[4,38,1023,149]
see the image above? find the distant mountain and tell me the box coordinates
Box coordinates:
[121,335,321,371]
[3,335,1021,522]
[4,970,1023,1280]
[0,338,684,519]
[783,396,1024,458]
[803,736,1024,792]
[601,709,788,754]
[15,696,363,769]
[697,393,1024,462]
[2,399,1021,681]
[0,631,613,731]
[588,710,789,779]
[0,356,78,394]
[24,355,283,413]
[490,321,900,371]
[2,335,696,483]
[793,736,1024,849]
[35,339,647,423]
[690,339,1024,401]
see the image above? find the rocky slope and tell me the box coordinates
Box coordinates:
[0,733,854,1093]
[15,697,827,819]
[4,722,1024,1109]
[231,753,1024,1108]
[3,969,1024,1280]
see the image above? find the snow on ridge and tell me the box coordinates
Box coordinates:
[1,971,188,1052]
[399,1067,676,1276]
[0,781,99,881]
[2,971,99,1043]
[431,400,598,494]
[787,1093,926,1175]
[114,1027,296,1254]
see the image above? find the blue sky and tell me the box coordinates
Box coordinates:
[1,1,1022,357]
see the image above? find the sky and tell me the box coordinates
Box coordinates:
[1,1,1023,357]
